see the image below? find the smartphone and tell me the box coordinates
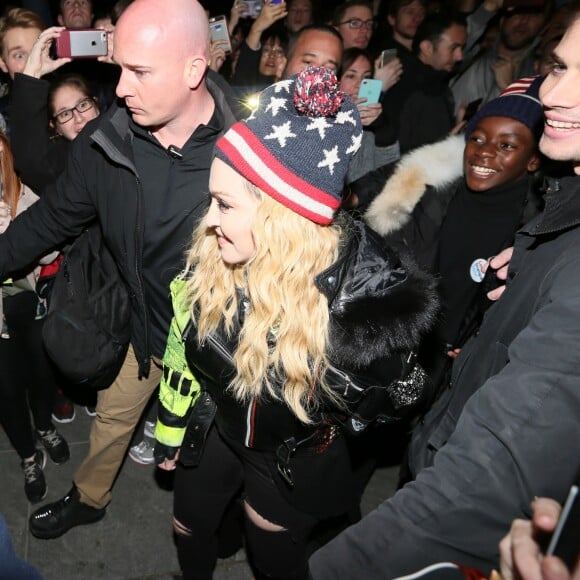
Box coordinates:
[357,78,383,105]
[209,15,232,53]
[546,485,580,571]
[463,97,483,122]
[380,48,397,68]
[55,29,108,59]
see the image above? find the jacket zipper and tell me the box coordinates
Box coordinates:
[326,363,365,397]
[91,129,150,376]
[206,333,256,447]
[206,334,234,363]
[134,175,150,376]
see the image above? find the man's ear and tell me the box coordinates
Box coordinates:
[0,57,8,75]
[419,39,433,61]
[527,153,541,173]
[387,14,395,28]
[57,14,64,26]
[185,55,208,90]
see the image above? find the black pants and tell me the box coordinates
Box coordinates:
[173,425,322,580]
[0,293,56,459]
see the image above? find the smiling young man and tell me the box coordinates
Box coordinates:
[361,76,542,388]
[310,11,580,576]
[0,0,237,539]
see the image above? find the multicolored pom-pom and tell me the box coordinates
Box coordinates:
[293,66,345,118]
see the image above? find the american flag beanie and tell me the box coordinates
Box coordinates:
[215,67,363,225]
[465,75,544,141]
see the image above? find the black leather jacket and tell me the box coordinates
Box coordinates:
[180,216,438,468]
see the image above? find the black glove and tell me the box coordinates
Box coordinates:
[153,441,179,466]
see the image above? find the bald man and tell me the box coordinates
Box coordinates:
[0,0,237,539]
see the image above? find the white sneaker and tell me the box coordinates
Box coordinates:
[143,420,156,439]
[128,440,155,466]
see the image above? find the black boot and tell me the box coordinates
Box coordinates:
[29,485,106,539]
[21,449,47,503]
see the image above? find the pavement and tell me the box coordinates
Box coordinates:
[0,406,402,579]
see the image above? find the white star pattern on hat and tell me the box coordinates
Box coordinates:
[306,117,332,139]
[335,110,357,126]
[266,96,288,117]
[318,146,340,175]
[274,80,293,94]
[346,132,363,155]
[265,121,297,148]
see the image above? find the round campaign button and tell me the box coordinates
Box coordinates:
[469,258,487,283]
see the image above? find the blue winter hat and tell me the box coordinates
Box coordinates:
[215,67,363,225]
[465,75,544,141]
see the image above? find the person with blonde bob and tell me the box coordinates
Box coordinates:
[154,67,438,580]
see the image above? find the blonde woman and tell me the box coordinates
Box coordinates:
[155,67,438,580]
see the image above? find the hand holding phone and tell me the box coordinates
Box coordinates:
[379,48,397,69]
[209,15,232,53]
[546,485,580,572]
[357,78,382,105]
[55,28,108,58]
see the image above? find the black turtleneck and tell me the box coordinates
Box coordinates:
[437,176,530,346]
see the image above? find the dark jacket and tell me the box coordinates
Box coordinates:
[397,66,456,154]
[377,44,454,153]
[182,217,438,515]
[230,41,273,89]
[10,73,70,193]
[309,174,580,577]
[363,135,543,350]
[0,76,237,375]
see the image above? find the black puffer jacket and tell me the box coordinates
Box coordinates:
[181,216,438,481]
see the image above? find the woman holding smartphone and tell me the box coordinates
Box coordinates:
[338,47,401,186]
[10,26,101,192]
[9,26,101,422]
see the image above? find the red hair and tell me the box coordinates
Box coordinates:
[0,132,22,219]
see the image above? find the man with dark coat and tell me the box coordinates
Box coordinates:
[309,10,580,578]
[0,0,237,539]
[396,11,467,153]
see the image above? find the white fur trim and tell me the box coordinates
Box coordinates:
[365,135,464,235]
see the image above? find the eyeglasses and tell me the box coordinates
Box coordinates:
[339,18,376,30]
[54,98,96,124]
[262,46,285,57]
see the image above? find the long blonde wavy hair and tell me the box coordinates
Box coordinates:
[184,183,344,423]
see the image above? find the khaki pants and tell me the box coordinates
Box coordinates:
[74,345,162,508]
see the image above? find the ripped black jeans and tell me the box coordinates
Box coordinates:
[173,424,322,580]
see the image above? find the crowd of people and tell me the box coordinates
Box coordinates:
[0,0,579,578]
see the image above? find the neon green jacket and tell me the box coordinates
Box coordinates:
[155,277,200,449]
